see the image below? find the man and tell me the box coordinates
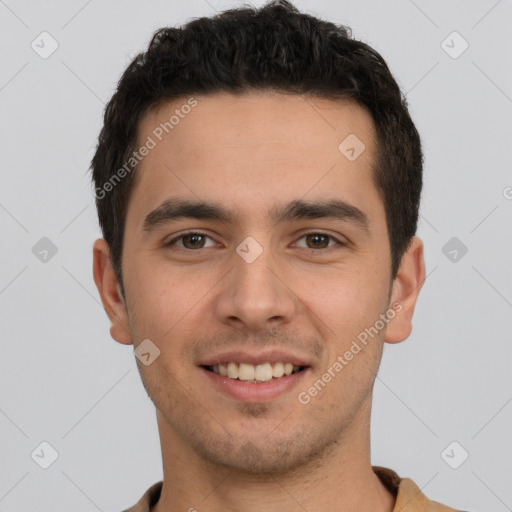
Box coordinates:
[91,1,467,511]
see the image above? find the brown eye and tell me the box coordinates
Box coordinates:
[166,232,214,250]
[305,234,330,249]
[181,233,206,249]
[295,233,343,251]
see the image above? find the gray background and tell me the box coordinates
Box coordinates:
[1,0,511,511]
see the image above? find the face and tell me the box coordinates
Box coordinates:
[94,91,421,475]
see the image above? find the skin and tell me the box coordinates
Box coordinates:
[93,91,425,512]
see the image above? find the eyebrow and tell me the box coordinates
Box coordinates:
[142,198,370,233]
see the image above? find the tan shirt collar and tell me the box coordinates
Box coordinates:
[123,466,461,512]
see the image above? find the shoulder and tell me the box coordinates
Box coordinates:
[373,466,472,512]
[121,481,163,512]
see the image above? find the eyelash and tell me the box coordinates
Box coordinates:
[165,231,346,252]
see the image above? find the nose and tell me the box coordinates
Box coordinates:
[213,240,297,333]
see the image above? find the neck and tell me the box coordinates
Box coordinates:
[152,402,396,512]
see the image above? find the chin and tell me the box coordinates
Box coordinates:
[189,426,336,476]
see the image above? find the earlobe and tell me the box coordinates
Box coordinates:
[384,236,426,344]
[92,238,133,345]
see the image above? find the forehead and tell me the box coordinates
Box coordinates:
[128,91,382,229]
[140,91,376,161]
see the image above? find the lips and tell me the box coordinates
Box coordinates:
[198,349,311,368]
[198,349,311,400]
[200,365,310,401]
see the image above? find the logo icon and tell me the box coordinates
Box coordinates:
[32,237,58,263]
[31,32,59,59]
[31,441,59,469]
[442,237,468,263]
[338,134,366,161]
[441,441,469,469]
[441,31,469,59]
[134,339,161,366]
[236,236,264,263]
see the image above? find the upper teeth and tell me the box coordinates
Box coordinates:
[211,362,301,382]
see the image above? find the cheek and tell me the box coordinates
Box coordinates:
[126,263,214,339]
[301,264,389,331]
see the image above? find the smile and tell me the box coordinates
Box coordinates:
[204,362,305,383]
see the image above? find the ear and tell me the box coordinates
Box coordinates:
[384,236,426,344]
[92,238,133,345]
